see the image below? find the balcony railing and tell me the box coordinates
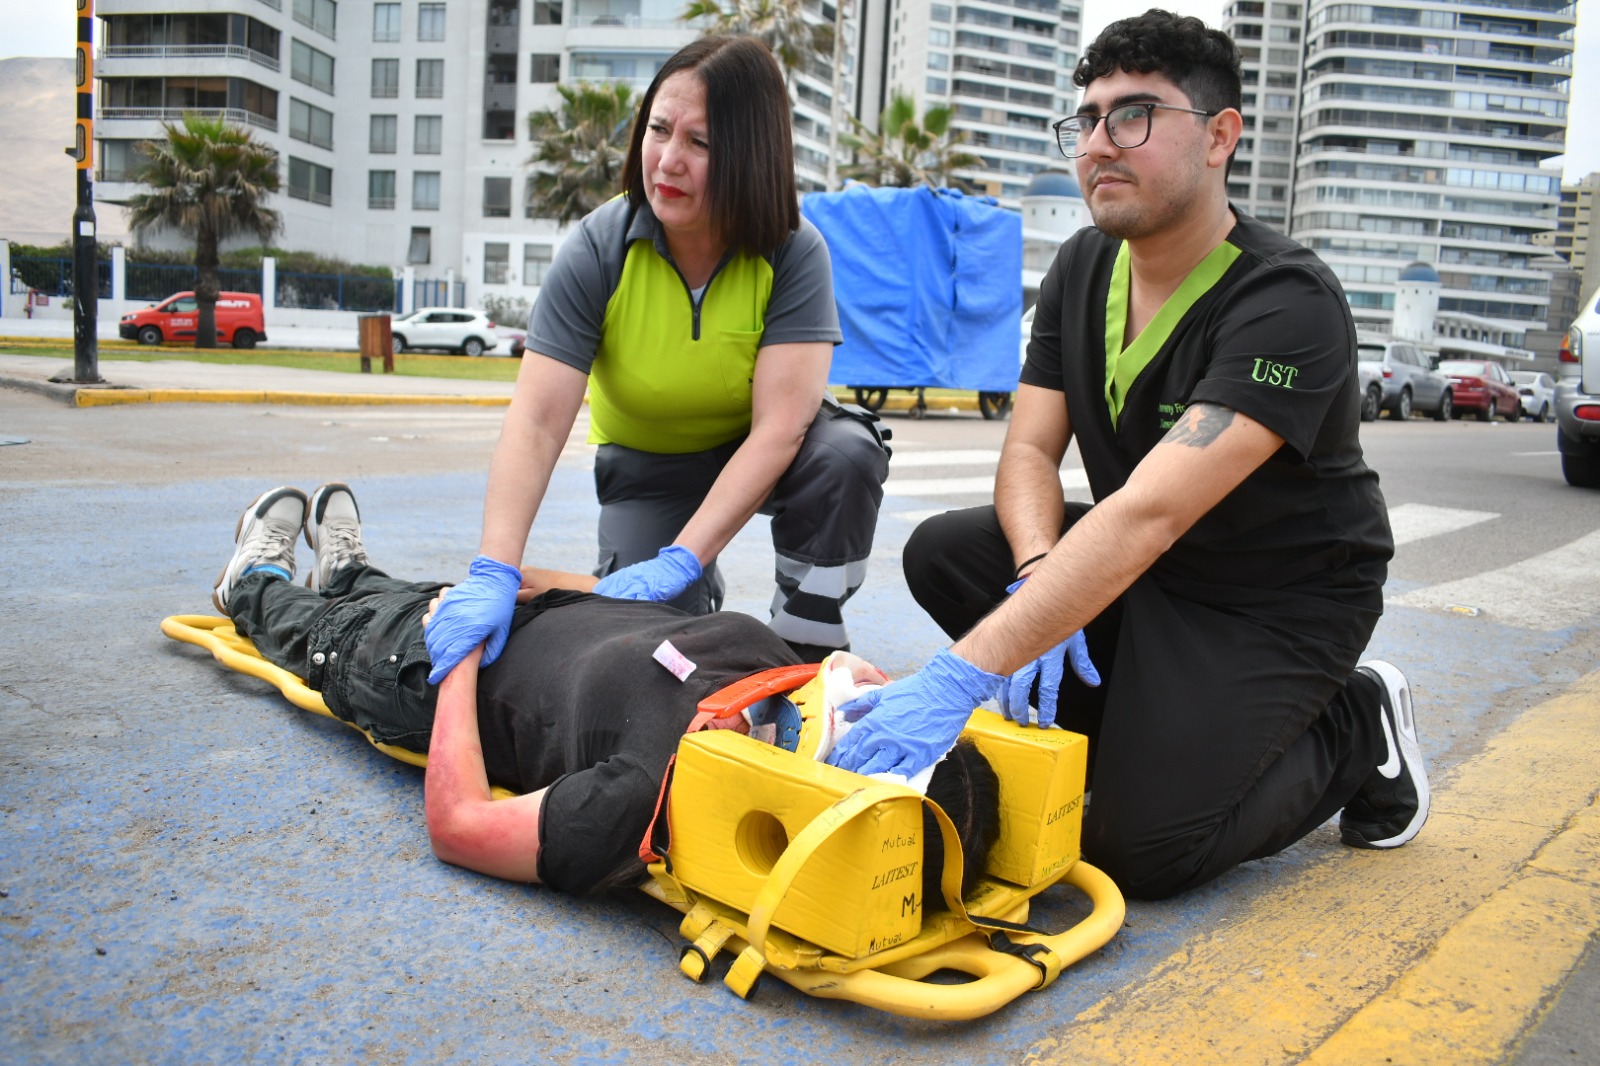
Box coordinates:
[101,44,279,72]
[97,106,278,133]
[566,14,686,28]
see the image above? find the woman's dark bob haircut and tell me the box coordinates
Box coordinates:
[622,35,800,258]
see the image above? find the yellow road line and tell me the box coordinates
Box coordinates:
[1023,671,1600,1066]
[73,389,512,408]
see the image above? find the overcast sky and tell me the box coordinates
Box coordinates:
[4,0,1595,180]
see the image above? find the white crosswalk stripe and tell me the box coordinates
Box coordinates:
[1389,528,1600,631]
[1387,503,1498,546]
[885,467,1087,500]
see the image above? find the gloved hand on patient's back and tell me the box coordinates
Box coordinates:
[423,555,523,683]
[996,576,1100,729]
[825,648,1005,779]
[592,545,703,603]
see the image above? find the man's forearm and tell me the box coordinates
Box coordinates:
[994,444,1068,575]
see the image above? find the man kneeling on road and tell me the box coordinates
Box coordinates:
[829,10,1427,899]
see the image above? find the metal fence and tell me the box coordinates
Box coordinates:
[276,271,400,313]
[11,257,113,299]
[413,278,465,309]
[11,257,399,312]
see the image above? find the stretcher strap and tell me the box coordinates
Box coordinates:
[641,663,824,866]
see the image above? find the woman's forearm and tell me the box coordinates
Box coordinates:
[478,357,589,564]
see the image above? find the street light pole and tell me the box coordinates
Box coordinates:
[66,0,102,384]
[826,0,848,192]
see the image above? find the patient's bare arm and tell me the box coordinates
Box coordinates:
[516,566,600,601]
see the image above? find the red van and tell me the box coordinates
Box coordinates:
[119,291,267,348]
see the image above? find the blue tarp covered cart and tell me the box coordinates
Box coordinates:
[802,184,1022,419]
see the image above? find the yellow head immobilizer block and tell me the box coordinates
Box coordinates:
[664,663,1090,961]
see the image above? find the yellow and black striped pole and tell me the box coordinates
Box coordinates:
[67,0,102,383]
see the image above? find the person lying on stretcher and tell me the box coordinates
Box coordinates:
[210,483,1001,898]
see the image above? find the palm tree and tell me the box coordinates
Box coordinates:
[526,82,637,223]
[126,114,280,349]
[840,91,982,191]
[680,0,833,87]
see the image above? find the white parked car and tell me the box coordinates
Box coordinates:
[1508,370,1556,422]
[389,307,500,356]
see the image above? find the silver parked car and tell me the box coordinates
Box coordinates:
[1508,370,1556,422]
[1557,298,1600,487]
[389,307,500,357]
[1357,334,1453,421]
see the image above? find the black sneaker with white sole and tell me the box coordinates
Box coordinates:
[213,486,308,612]
[1340,659,1430,849]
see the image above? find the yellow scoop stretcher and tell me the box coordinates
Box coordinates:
[162,614,1124,1021]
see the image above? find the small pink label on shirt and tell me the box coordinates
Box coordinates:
[653,639,697,682]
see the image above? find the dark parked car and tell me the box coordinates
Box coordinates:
[1437,359,1520,422]
[1357,335,1452,421]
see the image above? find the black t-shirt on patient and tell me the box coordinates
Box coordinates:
[473,590,800,894]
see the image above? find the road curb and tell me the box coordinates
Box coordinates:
[71,388,514,408]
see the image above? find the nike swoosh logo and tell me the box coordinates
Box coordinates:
[1376,707,1401,779]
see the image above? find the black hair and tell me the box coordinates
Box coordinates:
[1073,8,1243,117]
[922,738,1003,909]
[621,35,800,258]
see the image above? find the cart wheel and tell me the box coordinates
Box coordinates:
[907,402,926,420]
[979,392,1013,420]
[853,387,889,412]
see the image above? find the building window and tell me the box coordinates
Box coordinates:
[290,40,335,94]
[417,58,444,98]
[484,242,510,285]
[533,0,562,24]
[408,227,432,264]
[529,53,559,82]
[372,58,398,98]
[369,114,397,153]
[96,139,150,183]
[369,170,396,209]
[524,243,553,285]
[929,27,950,47]
[415,115,442,154]
[927,52,949,71]
[927,76,948,95]
[292,0,337,38]
[373,2,400,41]
[290,98,334,149]
[484,176,511,218]
[931,3,952,20]
[418,3,446,41]
[287,156,333,205]
[413,171,441,211]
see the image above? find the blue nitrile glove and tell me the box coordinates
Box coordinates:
[826,648,1005,779]
[997,577,1100,728]
[592,545,703,602]
[424,555,523,684]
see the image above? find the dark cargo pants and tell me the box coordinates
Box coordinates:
[227,566,444,752]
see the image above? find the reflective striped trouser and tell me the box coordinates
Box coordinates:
[593,397,890,659]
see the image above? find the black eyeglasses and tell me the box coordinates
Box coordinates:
[1052,102,1220,159]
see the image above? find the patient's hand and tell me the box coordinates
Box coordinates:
[516,566,600,602]
[828,651,890,688]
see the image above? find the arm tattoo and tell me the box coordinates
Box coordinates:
[1163,403,1235,448]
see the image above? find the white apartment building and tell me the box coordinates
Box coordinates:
[1220,0,1305,232]
[869,0,1080,206]
[1289,0,1574,339]
[91,0,849,309]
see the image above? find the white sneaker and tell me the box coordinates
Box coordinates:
[304,483,369,592]
[213,487,308,612]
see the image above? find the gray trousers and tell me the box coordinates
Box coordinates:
[593,397,890,657]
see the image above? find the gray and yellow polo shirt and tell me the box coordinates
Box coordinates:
[526,196,842,454]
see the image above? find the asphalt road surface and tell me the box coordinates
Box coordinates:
[4,391,1597,1064]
